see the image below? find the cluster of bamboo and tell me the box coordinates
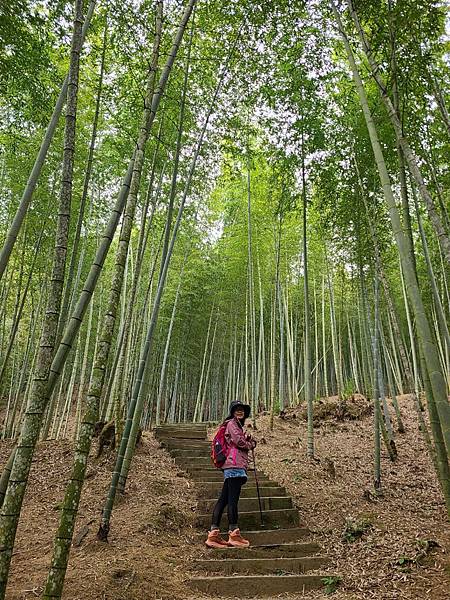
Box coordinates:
[0,1,203,596]
[0,0,448,598]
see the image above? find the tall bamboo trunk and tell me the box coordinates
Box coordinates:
[0,230,43,388]
[331,1,450,514]
[380,324,405,433]
[42,3,197,596]
[325,249,343,398]
[57,15,108,342]
[301,144,313,458]
[321,275,329,398]
[0,1,96,282]
[156,260,186,425]
[0,1,85,592]
[371,275,381,490]
[255,255,266,409]
[269,293,276,430]
[247,156,257,425]
[97,11,237,540]
[347,0,450,265]
[194,303,215,422]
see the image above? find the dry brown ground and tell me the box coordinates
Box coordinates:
[2,393,449,600]
[252,394,450,600]
[2,436,198,600]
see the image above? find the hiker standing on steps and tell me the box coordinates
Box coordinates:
[206,401,257,549]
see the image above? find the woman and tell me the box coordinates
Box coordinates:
[205,401,257,548]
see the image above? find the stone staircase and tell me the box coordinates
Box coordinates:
[155,423,335,597]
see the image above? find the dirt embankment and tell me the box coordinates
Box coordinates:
[2,393,449,600]
[252,394,450,600]
[1,435,198,600]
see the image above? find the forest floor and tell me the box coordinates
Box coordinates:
[2,393,449,600]
[252,394,450,600]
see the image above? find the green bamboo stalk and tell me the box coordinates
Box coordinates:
[198,311,219,423]
[98,20,239,537]
[382,328,405,434]
[74,292,95,441]
[58,14,108,343]
[413,186,450,363]
[325,249,343,398]
[0,1,97,282]
[0,229,44,388]
[331,1,450,513]
[0,1,85,591]
[301,142,313,458]
[155,253,187,423]
[42,2,196,596]
[194,302,215,422]
[371,275,381,490]
[347,0,450,265]
[255,254,266,409]
[322,274,329,398]
[247,153,258,424]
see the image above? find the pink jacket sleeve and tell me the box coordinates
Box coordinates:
[226,419,254,450]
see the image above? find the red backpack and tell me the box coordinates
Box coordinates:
[211,421,230,468]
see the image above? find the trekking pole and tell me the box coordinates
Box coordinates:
[251,447,264,527]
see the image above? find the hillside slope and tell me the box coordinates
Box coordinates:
[2,394,449,599]
[253,394,449,599]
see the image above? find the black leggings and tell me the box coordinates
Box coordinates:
[211,476,247,530]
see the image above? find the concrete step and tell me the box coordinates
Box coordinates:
[153,429,207,441]
[189,473,273,484]
[168,448,210,458]
[191,479,276,489]
[182,465,269,483]
[159,438,211,449]
[241,527,311,546]
[194,555,330,575]
[196,483,287,499]
[174,456,212,466]
[196,508,299,531]
[188,468,270,476]
[154,429,206,440]
[196,528,311,547]
[186,467,268,476]
[155,428,207,436]
[205,542,321,559]
[199,496,293,512]
[188,574,330,596]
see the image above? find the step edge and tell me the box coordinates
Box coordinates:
[208,542,320,550]
[197,527,310,534]
[188,573,337,581]
[197,508,299,516]
[201,496,291,501]
[194,555,328,563]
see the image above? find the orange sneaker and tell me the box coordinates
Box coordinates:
[227,528,250,547]
[205,529,229,548]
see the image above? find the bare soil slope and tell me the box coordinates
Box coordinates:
[1,435,198,600]
[252,394,450,599]
[2,394,449,599]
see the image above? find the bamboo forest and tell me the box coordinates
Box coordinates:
[0,0,449,599]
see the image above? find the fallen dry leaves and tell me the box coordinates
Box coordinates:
[1,393,448,600]
[1,435,199,600]
[251,394,450,600]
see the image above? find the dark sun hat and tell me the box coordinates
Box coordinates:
[226,400,251,421]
